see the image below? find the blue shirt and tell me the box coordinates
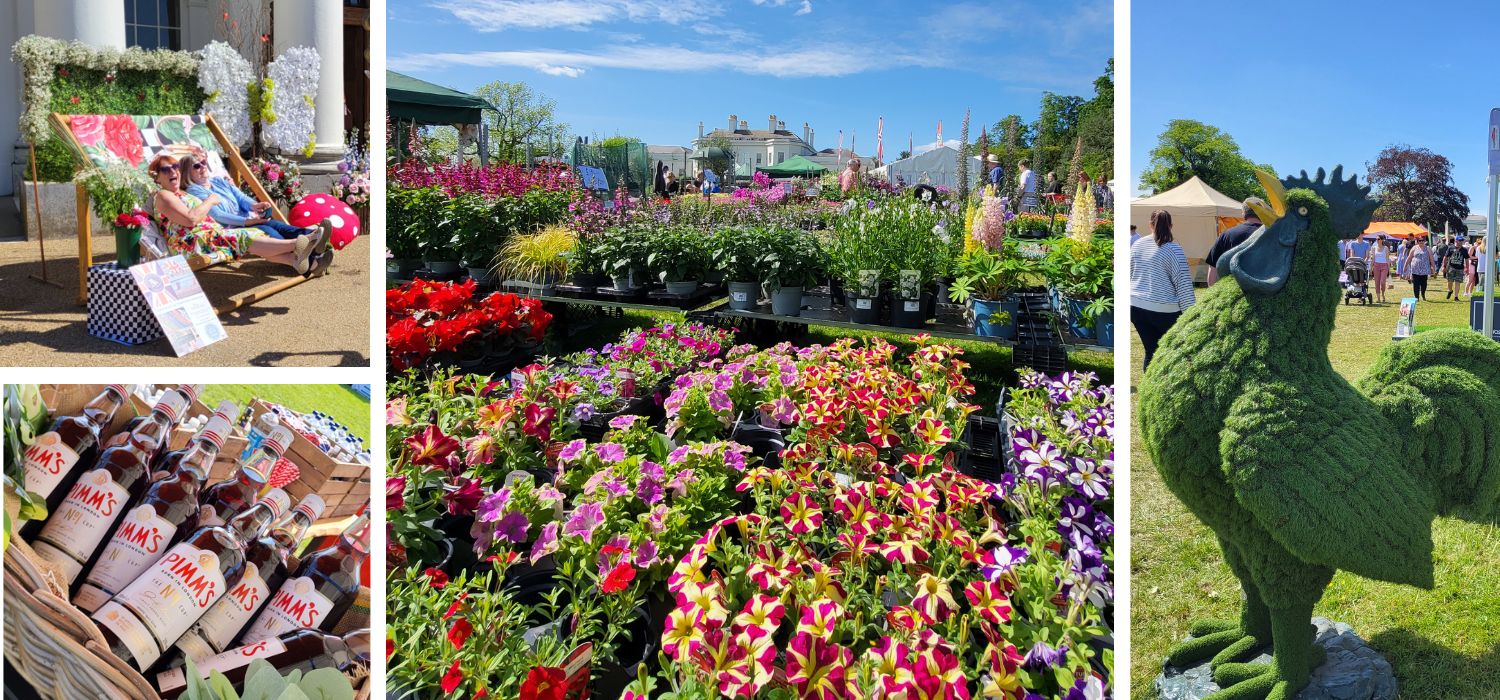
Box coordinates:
[988,166,1003,186]
[185,176,260,227]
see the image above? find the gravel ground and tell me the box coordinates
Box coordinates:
[0,233,370,366]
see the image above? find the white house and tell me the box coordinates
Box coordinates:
[1,0,370,201]
[692,114,864,178]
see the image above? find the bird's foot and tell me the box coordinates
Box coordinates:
[1167,619,1266,668]
[1204,647,1325,700]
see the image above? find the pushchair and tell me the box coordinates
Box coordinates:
[1342,256,1371,305]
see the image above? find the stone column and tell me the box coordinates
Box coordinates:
[273,0,343,174]
[33,0,125,49]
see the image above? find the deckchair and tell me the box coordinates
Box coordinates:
[48,112,313,314]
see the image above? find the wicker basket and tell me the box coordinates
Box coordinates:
[8,384,372,698]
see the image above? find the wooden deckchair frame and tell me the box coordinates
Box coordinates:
[49,112,311,315]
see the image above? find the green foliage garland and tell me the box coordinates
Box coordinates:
[12,35,204,182]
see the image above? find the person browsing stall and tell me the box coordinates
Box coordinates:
[1202,198,1266,285]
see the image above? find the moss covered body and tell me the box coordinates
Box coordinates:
[1140,168,1500,698]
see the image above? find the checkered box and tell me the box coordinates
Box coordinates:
[87,263,163,345]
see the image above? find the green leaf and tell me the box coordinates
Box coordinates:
[157,117,188,144]
[241,660,289,700]
[207,671,240,699]
[190,122,215,150]
[298,669,356,700]
[274,687,311,700]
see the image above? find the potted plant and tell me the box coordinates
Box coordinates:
[496,225,575,295]
[950,241,1036,339]
[1043,236,1113,340]
[827,211,887,324]
[427,194,489,275]
[386,187,438,279]
[758,227,821,317]
[596,225,648,291]
[713,225,766,310]
[75,165,154,268]
[565,232,608,288]
[645,225,710,295]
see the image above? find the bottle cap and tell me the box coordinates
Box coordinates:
[199,414,232,449]
[212,399,238,422]
[153,391,189,423]
[291,493,325,523]
[259,488,291,519]
[176,384,204,404]
[263,426,294,456]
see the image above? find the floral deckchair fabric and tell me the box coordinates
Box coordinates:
[62,114,219,172]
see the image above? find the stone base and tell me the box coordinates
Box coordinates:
[17,181,106,241]
[1154,618,1397,700]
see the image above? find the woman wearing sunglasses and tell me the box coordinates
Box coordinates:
[179,153,317,242]
[148,153,330,276]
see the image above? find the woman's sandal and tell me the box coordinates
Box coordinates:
[305,249,334,278]
[293,234,317,275]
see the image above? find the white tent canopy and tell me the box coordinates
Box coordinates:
[1130,176,1244,283]
[877,145,982,189]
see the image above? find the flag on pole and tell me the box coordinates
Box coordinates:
[851,131,857,159]
[937,120,943,146]
[876,117,884,162]
[837,130,844,167]
[909,132,913,158]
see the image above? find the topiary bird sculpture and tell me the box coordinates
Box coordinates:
[1139,166,1500,699]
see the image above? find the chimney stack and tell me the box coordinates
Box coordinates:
[809,128,815,149]
[698,121,704,139]
[739,120,748,130]
[769,114,778,133]
[729,114,737,131]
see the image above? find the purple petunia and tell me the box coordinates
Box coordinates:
[708,390,732,414]
[1023,641,1068,671]
[494,510,530,544]
[595,442,626,463]
[635,539,659,567]
[609,414,641,430]
[573,403,595,422]
[476,488,512,523]
[558,439,587,463]
[563,502,605,543]
[530,522,559,563]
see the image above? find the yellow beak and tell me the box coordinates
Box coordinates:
[1249,170,1288,227]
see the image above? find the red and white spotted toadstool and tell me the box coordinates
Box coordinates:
[289,194,361,250]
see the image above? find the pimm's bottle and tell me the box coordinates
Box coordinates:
[18,384,132,540]
[73,413,234,613]
[154,399,238,479]
[101,384,202,455]
[240,512,368,643]
[31,390,188,584]
[200,426,292,528]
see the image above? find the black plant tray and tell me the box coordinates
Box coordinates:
[646,283,722,308]
[958,416,1005,483]
[1015,344,1069,374]
[594,284,651,300]
[413,269,466,283]
[578,396,657,441]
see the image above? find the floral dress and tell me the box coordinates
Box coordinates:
[157,191,263,260]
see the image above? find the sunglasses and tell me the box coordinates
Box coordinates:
[154,164,179,174]
[191,163,205,171]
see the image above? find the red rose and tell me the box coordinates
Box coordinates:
[519,667,568,700]
[441,659,463,694]
[70,114,106,146]
[102,115,144,166]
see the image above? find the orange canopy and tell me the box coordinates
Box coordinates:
[1362,221,1431,239]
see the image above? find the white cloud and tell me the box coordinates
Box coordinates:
[430,0,722,31]
[391,43,942,79]
[795,1,812,16]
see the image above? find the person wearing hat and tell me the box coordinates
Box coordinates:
[986,154,1004,191]
[1203,197,1268,285]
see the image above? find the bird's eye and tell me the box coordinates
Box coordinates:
[1298,206,1308,216]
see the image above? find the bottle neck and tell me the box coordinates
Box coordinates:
[176,440,222,480]
[130,408,177,454]
[82,385,128,430]
[228,500,281,541]
[272,511,316,548]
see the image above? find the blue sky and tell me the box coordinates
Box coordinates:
[388,0,1112,155]
[1133,0,1500,213]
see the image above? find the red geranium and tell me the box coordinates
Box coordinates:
[385,280,552,371]
[518,666,569,700]
[423,567,448,588]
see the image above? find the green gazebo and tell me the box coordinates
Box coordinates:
[755,155,829,178]
[386,71,495,157]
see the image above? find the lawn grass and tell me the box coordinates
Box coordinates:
[1129,292,1500,699]
[199,385,371,442]
[543,307,1114,410]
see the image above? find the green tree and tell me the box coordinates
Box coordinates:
[474,81,571,163]
[1139,119,1275,202]
[1077,59,1113,182]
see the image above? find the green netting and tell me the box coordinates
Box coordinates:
[569,140,651,197]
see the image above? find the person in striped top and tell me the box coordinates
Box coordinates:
[1131,209,1196,370]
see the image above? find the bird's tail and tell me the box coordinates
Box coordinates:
[1360,328,1500,520]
